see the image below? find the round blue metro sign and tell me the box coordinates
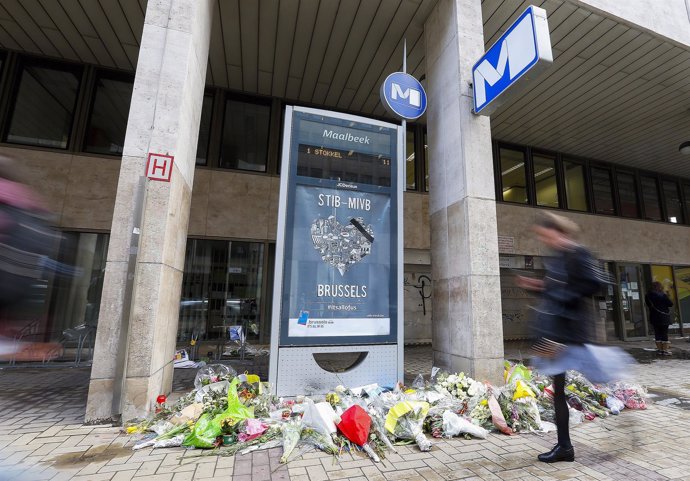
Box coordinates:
[380,72,427,120]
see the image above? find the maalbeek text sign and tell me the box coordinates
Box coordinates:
[275,108,402,347]
[472,5,552,116]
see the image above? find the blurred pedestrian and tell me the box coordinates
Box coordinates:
[0,155,64,361]
[645,281,673,356]
[517,212,602,463]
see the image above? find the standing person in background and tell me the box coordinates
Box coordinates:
[645,281,673,356]
[517,212,602,464]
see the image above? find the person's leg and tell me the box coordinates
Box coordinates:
[659,324,671,355]
[553,373,571,449]
[538,372,575,462]
[653,324,664,353]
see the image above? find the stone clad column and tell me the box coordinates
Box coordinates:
[86,0,214,422]
[424,0,504,384]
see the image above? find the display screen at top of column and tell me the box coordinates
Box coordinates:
[296,144,391,187]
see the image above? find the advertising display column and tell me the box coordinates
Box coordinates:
[269,106,403,396]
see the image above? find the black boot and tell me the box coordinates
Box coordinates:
[538,445,575,463]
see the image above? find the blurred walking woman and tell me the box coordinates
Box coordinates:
[517,213,601,463]
[645,281,673,356]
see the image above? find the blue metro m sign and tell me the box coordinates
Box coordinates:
[472,6,553,116]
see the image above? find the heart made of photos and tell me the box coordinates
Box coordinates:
[310,215,374,275]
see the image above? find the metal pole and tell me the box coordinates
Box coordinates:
[402,39,407,190]
[111,176,147,421]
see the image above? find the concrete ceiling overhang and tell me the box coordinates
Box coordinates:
[0,0,689,177]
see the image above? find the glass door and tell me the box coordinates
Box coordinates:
[617,264,648,339]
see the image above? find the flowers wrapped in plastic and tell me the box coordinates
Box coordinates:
[280,417,303,463]
[183,378,254,448]
[385,401,432,451]
[194,364,236,389]
[441,411,488,439]
[336,404,381,462]
[609,382,648,410]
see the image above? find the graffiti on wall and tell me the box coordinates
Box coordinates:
[404,274,432,316]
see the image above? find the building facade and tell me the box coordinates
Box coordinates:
[0,0,688,422]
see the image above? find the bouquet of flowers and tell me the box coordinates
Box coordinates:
[436,372,484,400]
[336,405,381,462]
[609,382,647,410]
[468,398,493,430]
[385,401,432,451]
[194,364,236,389]
[280,418,303,463]
[441,411,488,439]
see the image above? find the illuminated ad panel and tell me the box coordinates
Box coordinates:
[278,109,401,346]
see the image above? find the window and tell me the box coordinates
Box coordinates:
[196,94,214,165]
[616,172,639,218]
[661,180,683,224]
[563,160,587,211]
[532,153,558,207]
[220,98,270,171]
[499,147,528,203]
[5,61,81,149]
[0,232,109,363]
[84,73,133,155]
[406,128,416,190]
[640,176,662,221]
[178,239,266,353]
[591,167,615,215]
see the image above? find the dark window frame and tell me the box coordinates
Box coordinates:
[639,174,663,221]
[82,68,135,156]
[560,155,590,212]
[530,148,561,209]
[658,176,685,225]
[681,182,690,226]
[589,162,617,216]
[496,141,530,205]
[2,55,84,151]
[194,89,216,166]
[218,91,273,173]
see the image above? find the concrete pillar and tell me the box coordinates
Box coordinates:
[86,0,214,423]
[424,0,504,384]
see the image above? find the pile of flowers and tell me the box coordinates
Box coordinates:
[125,362,648,463]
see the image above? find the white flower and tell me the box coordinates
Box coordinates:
[467,383,479,397]
[447,374,458,384]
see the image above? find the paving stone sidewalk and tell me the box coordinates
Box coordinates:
[1,345,689,480]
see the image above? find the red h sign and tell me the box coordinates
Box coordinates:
[146,153,174,182]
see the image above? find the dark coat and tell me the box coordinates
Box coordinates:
[533,245,602,344]
[645,291,673,326]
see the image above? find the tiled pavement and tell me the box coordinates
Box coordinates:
[1,343,690,480]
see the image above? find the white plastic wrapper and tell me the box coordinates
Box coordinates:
[193,364,236,390]
[605,396,624,414]
[150,420,175,436]
[302,399,337,436]
[441,411,489,439]
[539,421,557,433]
[568,407,584,425]
[132,433,186,450]
[194,380,230,403]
